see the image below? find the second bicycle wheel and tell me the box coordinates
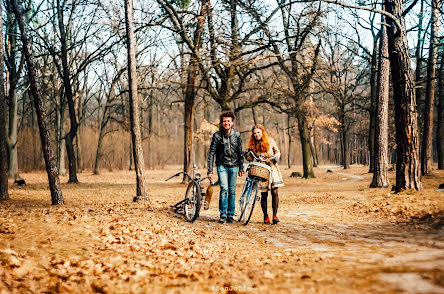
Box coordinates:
[237,179,251,222]
[242,181,258,225]
[184,180,202,223]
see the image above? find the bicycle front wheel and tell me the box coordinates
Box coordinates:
[242,181,258,226]
[237,178,252,222]
[184,180,202,223]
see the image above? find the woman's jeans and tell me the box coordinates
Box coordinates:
[216,165,238,219]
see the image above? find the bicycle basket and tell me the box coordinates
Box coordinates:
[248,162,271,182]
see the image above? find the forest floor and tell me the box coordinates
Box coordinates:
[0,165,443,293]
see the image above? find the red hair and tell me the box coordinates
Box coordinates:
[248,124,270,153]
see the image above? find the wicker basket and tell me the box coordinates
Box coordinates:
[248,162,271,182]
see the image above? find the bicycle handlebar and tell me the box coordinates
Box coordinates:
[166,172,215,186]
[243,149,276,163]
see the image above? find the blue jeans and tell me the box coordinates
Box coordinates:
[217,165,238,218]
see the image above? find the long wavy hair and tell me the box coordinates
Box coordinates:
[248,124,270,153]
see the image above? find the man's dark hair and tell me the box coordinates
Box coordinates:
[219,110,236,123]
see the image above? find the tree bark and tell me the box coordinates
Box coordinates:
[57,0,78,183]
[11,0,64,204]
[297,113,315,178]
[420,0,438,176]
[437,52,444,170]
[5,6,20,179]
[368,40,378,173]
[0,10,9,201]
[182,0,207,183]
[370,5,390,188]
[124,0,148,202]
[415,0,425,130]
[385,0,422,192]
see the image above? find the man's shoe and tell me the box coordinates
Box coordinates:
[218,217,226,224]
[264,215,271,224]
[272,216,280,225]
[226,217,234,223]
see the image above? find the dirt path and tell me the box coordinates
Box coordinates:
[0,166,443,293]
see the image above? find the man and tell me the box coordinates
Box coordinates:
[207,111,244,223]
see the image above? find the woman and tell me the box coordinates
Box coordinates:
[247,124,284,224]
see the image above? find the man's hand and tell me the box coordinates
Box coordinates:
[208,173,213,181]
[238,171,244,177]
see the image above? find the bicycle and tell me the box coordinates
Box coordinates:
[237,150,274,226]
[166,165,214,223]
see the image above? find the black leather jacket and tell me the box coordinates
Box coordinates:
[207,129,243,174]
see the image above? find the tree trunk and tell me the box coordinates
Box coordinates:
[94,125,104,175]
[7,87,18,178]
[57,0,78,183]
[5,5,20,179]
[0,10,9,201]
[182,0,207,182]
[420,0,438,176]
[370,7,390,188]
[385,0,422,191]
[56,92,66,176]
[11,0,63,204]
[125,0,148,202]
[287,114,291,169]
[76,95,84,173]
[310,126,318,167]
[437,52,444,170]
[415,0,425,130]
[297,113,315,178]
[368,41,378,173]
[182,63,196,183]
[341,126,349,169]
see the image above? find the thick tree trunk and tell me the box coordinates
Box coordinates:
[385,0,422,191]
[182,0,207,182]
[11,0,63,204]
[5,6,20,179]
[57,0,78,183]
[437,52,444,169]
[0,11,9,201]
[421,0,438,176]
[7,89,18,178]
[125,0,148,202]
[370,8,390,188]
[297,113,315,178]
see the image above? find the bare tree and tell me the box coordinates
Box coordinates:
[4,0,24,179]
[0,10,9,201]
[243,0,324,178]
[385,0,422,191]
[124,0,148,202]
[11,0,64,204]
[370,2,389,188]
[421,0,439,176]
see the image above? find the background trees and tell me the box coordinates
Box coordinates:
[1,0,442,199]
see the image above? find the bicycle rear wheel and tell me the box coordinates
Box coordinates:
[242,181,258,226]
[184,180,202,223]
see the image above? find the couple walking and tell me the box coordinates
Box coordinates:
[207,111,284,225]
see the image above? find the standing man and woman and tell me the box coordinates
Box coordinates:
[207,110,284,225]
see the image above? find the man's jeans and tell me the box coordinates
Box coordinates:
[216,165,238,219]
